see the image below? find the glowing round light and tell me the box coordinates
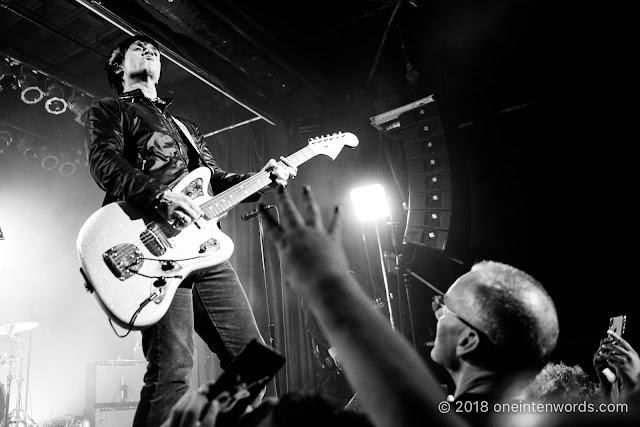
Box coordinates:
[44,82,68,114]
[350,184,391,222]
[18,72,44,104]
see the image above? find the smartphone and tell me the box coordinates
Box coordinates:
[608,315,626,336]
[203,339,285,425]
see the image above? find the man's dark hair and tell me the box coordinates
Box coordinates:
[105,35,160,94]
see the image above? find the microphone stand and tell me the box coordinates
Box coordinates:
[256,215,281,397]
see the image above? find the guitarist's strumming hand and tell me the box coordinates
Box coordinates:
[260,158,297,191]
[155,190,203,230]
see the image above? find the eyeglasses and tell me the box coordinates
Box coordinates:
[431,295,486,335]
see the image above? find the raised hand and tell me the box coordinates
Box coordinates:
[159,382,221,427]
[259,185,348,300]
[603,330,640,398]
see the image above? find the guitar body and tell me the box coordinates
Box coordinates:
[77,167,234,330]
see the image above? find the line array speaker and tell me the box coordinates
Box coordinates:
[371,95,452,250]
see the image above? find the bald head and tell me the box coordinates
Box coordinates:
[446,261,559,372]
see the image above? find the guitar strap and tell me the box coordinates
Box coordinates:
[171,116,214,174]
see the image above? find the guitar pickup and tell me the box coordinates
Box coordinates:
[103,244,143,280]
[141,226,167,256]
[198,238,219,253]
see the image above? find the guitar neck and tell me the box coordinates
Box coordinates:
[199,145,317,218]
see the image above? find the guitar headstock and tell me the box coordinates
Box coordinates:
[306,132,359,160]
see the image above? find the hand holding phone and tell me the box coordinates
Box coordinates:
[203,340,285,426]
[600,315,627,385]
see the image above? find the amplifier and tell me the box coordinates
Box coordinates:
[86,360,146,406]
[84,404,137,427]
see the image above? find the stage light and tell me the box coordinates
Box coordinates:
[0,60,18,92]
[350,184,391,222]
[350,184,396,330]
[18,70,45,104]
[58,151,77,176]
[39,146,60,171]
[68,90,92,125]
[44,81,68,115]
[0,130,12,154]
[15,138,40,161]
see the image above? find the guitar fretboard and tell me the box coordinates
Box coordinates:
[199,145,317,218]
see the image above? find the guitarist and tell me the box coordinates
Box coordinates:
[85,35,295,427]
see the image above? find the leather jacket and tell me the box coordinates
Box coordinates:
[85,89,257,214]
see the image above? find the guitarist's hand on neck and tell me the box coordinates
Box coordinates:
[259,158,297,192]
[154,190,203,230]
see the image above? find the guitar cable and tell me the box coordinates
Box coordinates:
[109,291,159,338]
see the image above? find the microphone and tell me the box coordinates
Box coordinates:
[240,205,275,221]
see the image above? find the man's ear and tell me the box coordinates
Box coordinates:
[456,329,480,357]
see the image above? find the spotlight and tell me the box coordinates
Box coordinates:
[68,90,92,125]
[44,81,68,115]
[16,138,41,161]
[350,183,396,330]
[58,151,77,176]
[0,59,18,92]
[350,184,391,222]
[18,70,44,104]
[0,130,12,154]
[39,146,60,170]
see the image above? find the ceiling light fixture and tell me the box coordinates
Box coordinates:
[59,156,77,176]
[39,146,60,171]
[16,138,40,161]
[44,81,68,115]
[0,59,18,92]
[68,90,92,125]
[0,130,13,154]
[18,70,45,104]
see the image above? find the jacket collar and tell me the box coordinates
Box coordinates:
[119,89,174,111]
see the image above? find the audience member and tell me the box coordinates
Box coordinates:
[429,260,559,425]
[524,362,600,403]
[593,330,640,402]
[494,332,640,426]
[260,185,466,427]
[160,185,561,427]
[162,388,374,427]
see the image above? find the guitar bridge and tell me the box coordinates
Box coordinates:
[103,244,143,280]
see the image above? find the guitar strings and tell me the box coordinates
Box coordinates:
[106,153,308,273]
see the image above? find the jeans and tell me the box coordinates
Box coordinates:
[132,261,264,427]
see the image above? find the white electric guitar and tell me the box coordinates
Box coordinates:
[77,132,359,331]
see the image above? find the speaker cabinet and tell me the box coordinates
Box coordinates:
[373,95,452,251]
[84,404,137,427]
[371,95,453,251]
[86,360,146,406]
